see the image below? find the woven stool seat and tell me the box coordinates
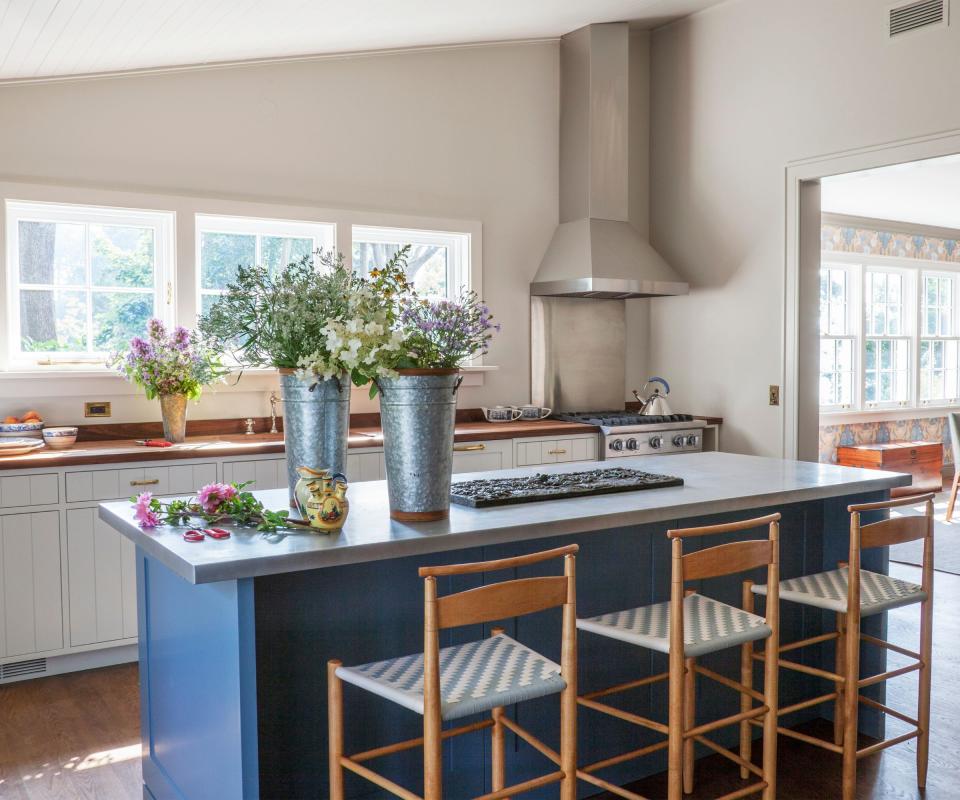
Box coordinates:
[336,633,565,721]
[752,567,925,616]
[577,592,771,658]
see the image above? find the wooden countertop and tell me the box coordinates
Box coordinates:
[0,419,599,471]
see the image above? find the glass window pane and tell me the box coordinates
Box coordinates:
[865,340,876,370]
[888,303,900,335]
[927,308,938,337]
[872,272,886,304]
[836,339,852,372]
[19,289,87,352]
[92,291,154,353]
[200,292,222,316]
[353,241,449,297]
[19,220,85,285]
[90,225,155,288]
[262,236,313,275]
[865,372,876,403]
[819,373,835,406]
[200,232,256,290]
[888,274,901,304]
[927,277,938,307]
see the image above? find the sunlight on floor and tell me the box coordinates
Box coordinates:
[74,743,141,771]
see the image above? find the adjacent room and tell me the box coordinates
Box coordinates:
[1,1,959,799]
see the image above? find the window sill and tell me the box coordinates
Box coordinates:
[820,405,960,426]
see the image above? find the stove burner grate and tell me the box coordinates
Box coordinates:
[553,411,695,427]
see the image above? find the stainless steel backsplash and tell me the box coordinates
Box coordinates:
[530,296,626,412]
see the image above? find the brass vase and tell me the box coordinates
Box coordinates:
[159,394,188,443]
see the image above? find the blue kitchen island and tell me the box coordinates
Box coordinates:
[98,452,910,800]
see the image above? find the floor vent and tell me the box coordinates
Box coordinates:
[1,657,47,680]
[889,0,947,36]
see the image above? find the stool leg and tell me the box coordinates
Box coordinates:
[740,581,755,779]
[834,612,845,746]
[683,657,695,794]
[841,611,860,800]
[917,595,933,788]
[560,555,577,800]
[491,706,506,795]
[946,472,959,521]
[761,612,779,800]
[327,660,345,800]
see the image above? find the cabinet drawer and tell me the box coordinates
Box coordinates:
[515,435,598,467]
[346,451,385,482]
[223,458,287,491]
[451,440,513,474]
[65,463,217,502]
[0,473,59,508]
[0,511,63,658]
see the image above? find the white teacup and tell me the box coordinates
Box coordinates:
[516,404,552,420]
[482,405,522,422]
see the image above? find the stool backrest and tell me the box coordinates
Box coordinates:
[417,545,578,728]
[847,493,934,619]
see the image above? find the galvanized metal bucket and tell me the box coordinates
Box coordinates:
[377,369,464,521]
[159,394,188,443]
[279,370,350,504]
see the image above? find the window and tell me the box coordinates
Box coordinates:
[352,226,470,299]
[819,266,856,408]
[5,201,173,364]
[919,273,960,404]
[819,257,960,413]
[196,215,335,316]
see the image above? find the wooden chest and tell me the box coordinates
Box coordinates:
[836,440,943,497]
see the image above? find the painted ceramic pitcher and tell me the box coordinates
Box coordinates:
[294,466,349,532]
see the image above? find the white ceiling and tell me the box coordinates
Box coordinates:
[0,0,727,82]
[822,154,960,231]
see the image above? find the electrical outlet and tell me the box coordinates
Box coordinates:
[769,385,780,406]
[84,401,111,418]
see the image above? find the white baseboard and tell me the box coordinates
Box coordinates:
[0,643,137,684]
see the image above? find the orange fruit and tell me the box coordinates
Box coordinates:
[3,416,18,424]
[21,410,41,420]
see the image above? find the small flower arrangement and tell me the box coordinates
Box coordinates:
[393,291,501,369]
[133,481,299,532]
[113,318,223,401]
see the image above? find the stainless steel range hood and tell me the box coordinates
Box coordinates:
[531,23,688,299]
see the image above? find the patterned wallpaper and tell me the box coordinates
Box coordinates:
[819,417,952,464]
[819,220,960,464]
[822,222,960,262]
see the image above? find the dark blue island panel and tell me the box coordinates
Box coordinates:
[134,491,889,800]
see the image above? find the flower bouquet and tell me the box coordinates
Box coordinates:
[113,319,224,443]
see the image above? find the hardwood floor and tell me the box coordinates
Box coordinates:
[0,563,956,799]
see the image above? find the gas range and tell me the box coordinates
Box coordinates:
[552,411,707,458]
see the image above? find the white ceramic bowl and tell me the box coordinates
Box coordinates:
[42,426,78,449]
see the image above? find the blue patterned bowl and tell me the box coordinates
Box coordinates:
[0,420,44,438]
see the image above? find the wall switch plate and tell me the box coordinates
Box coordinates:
[769,385,780,406]
[84,401,111,418]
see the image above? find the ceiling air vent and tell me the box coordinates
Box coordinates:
[1,657,47,680]
[889,0,947,36]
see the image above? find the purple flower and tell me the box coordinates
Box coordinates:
[197,482,237,514]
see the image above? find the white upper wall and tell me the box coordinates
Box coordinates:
[648,0,960,456]
[0,41,559,423]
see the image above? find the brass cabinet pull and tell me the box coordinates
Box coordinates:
[547,449,567,455]
[454,444,486,452]
[130,478,160,486]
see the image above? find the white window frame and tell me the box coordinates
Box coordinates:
[819,251,960,418]
[195,214,336,318]
[918,269,960,407]
[4,200,174,369]
[351,225,471,298]
[862,265,913,410]
[819,262,859,412]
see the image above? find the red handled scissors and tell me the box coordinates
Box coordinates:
[182,528,231,542]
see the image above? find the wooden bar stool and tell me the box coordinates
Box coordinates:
[327,544,579,800]
[576,514,781,800]
[750,493,934,800]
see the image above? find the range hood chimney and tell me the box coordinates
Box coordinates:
[531,23,688,299]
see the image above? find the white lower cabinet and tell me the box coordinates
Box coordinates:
[0,511,62,658]
[452,440,513,473]
[66,462,218,502]
[346,450,385,482]
[222,458,287,490]
[66,508,137,647]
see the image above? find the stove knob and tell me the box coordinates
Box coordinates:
[610,439,624,451]
[672,434,685,447]
[686,434,700,447]
[649,435,664,450]
[626,438,638,450]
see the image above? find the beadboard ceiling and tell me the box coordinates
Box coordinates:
[0,0,727,83]
[822,154,960,231]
